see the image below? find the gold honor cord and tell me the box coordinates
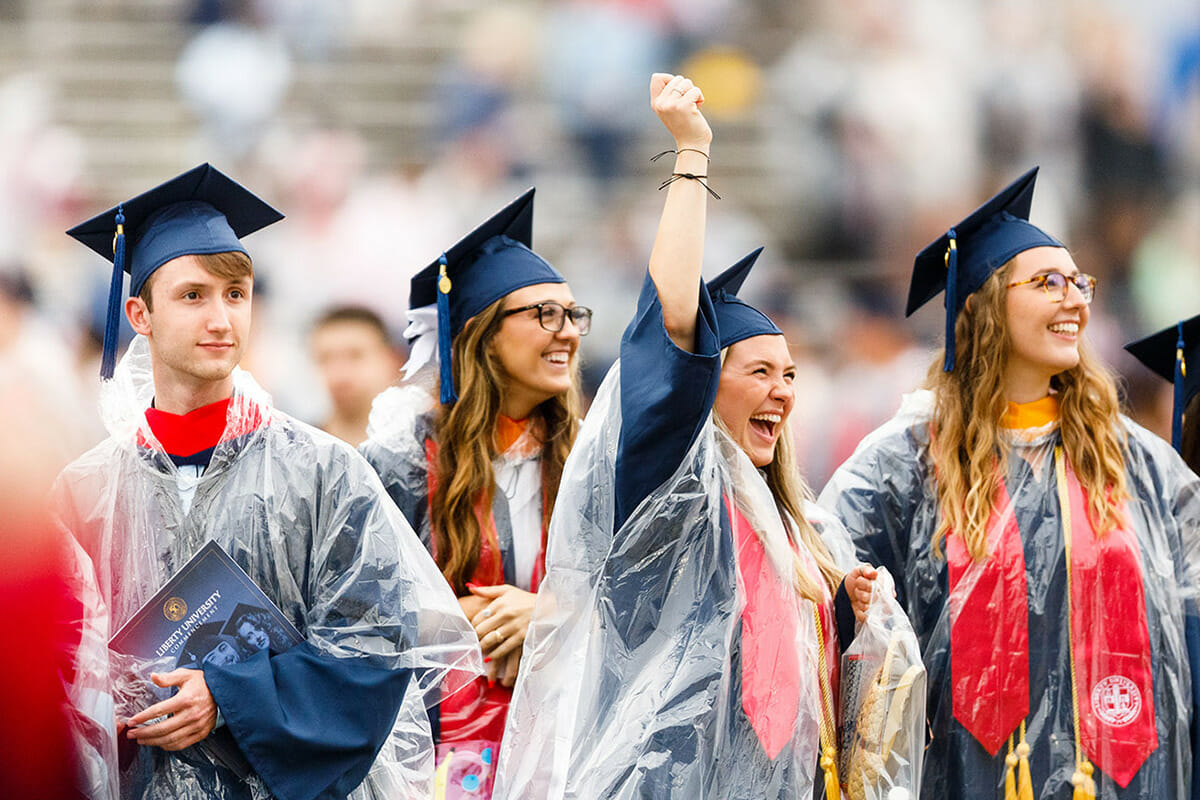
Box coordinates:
[1057,446,1097,800]
[813,605,841,799]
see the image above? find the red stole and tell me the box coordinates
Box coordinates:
[729,498,835,760]
[948,456,1156,787]
[1062,457,1157,787]
[424,435,548,744]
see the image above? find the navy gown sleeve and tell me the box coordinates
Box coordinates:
[1186,598,1200,800]
[205,644,411,800]
[614,271,721,530]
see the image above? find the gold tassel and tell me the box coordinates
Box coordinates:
[433,747,452,800]
[1004,733,1018,800]
[1072,759,1096,800]
[1016,728,1034,800]
[821,745,840,800]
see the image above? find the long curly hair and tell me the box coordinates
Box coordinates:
[430,297,582,594]
[927,263,1128,560]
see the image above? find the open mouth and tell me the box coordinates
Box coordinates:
[1048,322,1078,337]
[543,351,570,365]
[749,413,781,438]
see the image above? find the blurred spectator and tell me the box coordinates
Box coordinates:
[176,0,293,163]
[541,0,670,186]
[309,305,401,446]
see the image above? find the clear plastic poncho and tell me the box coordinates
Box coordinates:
[818,390,1200,799]
[55,336,482,799]
[495,361,860,799]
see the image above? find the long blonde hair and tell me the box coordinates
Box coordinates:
[430,296,582,594]
[928,263,1128,560]
[716,350,843,604]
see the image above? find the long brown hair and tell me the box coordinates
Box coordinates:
[927,263,1128,560]
[430,296,582,594]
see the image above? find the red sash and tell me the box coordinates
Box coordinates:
[948,458,1156,786]
[1062,458,1156,788]
[424,437,548,744]
[729,499,835,760]
[947,482,1030,756]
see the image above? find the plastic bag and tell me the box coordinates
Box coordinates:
[839,566,925,800]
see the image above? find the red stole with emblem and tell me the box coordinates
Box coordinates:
[947,456,1156,787]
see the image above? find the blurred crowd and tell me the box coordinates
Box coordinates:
[1,0,1198,497]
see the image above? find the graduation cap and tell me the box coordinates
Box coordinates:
[407,188,564,404]
[1124,314,1200,452]
[706,247,782,350]
[908,167,1064,371]
[66,163,284,379]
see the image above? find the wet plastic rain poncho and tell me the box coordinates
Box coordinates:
[55,336,482,800]
[494,274,861,799]
[818,389,1200,799]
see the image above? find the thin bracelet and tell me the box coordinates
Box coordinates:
[650,148,711,162]
[658,172,721,200]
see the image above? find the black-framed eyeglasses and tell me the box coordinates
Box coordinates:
[1006,271,1096,304]
[501,301,593,335]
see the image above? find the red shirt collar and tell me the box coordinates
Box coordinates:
[143,397,233,457]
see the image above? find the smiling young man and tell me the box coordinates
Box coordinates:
[54,164,478,800]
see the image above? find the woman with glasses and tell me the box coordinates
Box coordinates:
[360,189,590,798]
[818,168,1200,799]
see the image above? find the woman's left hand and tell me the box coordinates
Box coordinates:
[845,564,879,622]
[469,583,537,661]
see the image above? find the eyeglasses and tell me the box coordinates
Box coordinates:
[501,301,593,335]
[1006,271,1096,304]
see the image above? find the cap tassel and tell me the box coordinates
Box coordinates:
[1173,321,1186,453]
[436,253,458,405]
[100,206,127,380]
[942,229,958,372]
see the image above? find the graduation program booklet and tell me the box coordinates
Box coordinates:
[109,540,303,779]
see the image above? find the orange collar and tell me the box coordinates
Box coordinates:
[1000,395,1060,430]
[496,414,532,453]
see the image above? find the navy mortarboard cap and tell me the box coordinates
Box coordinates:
[66,163,283,379]
[408,188,564,404]
[908,167,1064,371]
[1124,314,1200,453]
[706,247,783,350]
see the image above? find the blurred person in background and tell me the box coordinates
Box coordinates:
[309,304,401,446]
[175,0,292,164]
[360,188,590,799]
[0,266,82,800]
[820,168,1200,799]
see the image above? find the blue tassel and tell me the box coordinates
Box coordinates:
[100,205,127,380]
[942,229,958,372]
[1173,320,1186,452]
[436,253,457,405]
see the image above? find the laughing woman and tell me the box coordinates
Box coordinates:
[360,189,589,798]
[818,169,1200,799]
[494,74,876,800]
